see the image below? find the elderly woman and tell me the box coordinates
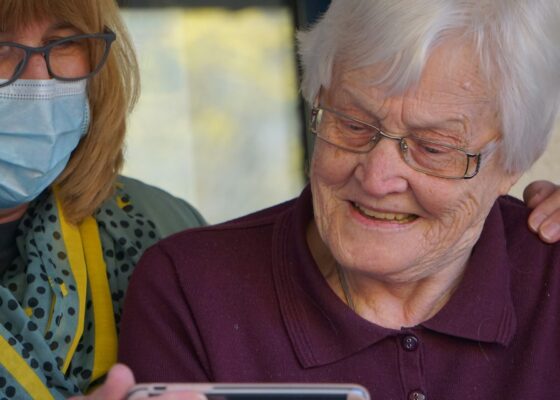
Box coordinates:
[116,0,560,398]
[0,1,204,398]
[119,0,560,399]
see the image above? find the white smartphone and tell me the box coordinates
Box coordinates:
[125,383,370,400]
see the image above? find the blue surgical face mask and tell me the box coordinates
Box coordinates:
[0,79,90,210]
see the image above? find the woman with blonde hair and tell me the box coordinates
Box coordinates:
[0,0,204,398]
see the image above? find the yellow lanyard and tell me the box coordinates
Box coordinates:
[56,190,118,382]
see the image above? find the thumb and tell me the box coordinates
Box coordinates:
[69,364,136,400]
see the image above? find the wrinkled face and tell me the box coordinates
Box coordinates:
[309,40,519,282]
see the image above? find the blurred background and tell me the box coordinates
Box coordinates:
[118,0,559,223]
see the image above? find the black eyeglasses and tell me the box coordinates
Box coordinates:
[0,28,116,88]
[311,105,496,180]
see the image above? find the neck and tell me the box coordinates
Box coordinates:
[306,221,469,329]
[0,204,29,224]
[341,265,465,328]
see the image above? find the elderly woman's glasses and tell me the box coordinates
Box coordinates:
[0,29,116,88]
[311,106,483,179]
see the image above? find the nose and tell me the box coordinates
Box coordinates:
[18,52,50,80]
[354,135,410,197]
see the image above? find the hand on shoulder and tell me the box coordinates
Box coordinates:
[524,180,560,243]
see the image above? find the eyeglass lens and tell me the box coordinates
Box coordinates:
[0,36,109,82]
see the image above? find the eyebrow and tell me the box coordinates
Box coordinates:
[0,22,82,43]
[328,89,387,122]
[332,88,476,148]
[342,88,472,133]
[45,21,83,35]
[405,109,469,138]
[51,21,77,30]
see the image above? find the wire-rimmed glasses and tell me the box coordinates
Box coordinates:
[0,29,116,88]
[310,105,487,179]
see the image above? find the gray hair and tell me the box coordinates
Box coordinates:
[298,0,560,173]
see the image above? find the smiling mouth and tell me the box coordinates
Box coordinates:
[352,202,419,223]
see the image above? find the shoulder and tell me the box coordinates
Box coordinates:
[130,198,299,321]
[496,194,556,247]
[496,194,560,275]
[164,197,294,248]
[495,198,560,340]
[109,176,206,237]
[142,197,297,272]
[495,195,553,250]
[496,194,531,228]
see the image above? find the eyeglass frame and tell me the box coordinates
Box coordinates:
[310,105,491,180]
[0,28,116,88]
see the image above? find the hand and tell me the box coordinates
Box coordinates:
[68,364,134,400]
[68,364,206,400]
[524,180,560,243]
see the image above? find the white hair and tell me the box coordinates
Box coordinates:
[298,0,560,173]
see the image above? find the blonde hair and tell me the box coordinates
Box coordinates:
[298,0,560,174]
[0,0,140,223]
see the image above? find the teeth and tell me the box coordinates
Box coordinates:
[354,203,417,222]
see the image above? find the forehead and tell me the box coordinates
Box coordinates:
[328,39,499,145]
[411,40,494,107]
[0,1,93,34]
[332,39,496,113]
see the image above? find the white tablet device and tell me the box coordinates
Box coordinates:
[125,383,370,400]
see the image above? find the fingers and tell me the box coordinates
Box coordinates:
[523,180,560,243]
[523,180,558,209]
[532,209,560,243]
[66,364,206,400]
[99,364,137,400]
[68,364,136,400]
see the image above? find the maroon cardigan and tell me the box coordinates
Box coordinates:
[119,186,560,399]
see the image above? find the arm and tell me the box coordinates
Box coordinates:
[524,180,560,243]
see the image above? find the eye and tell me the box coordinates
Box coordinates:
[413,138,456,156]
[44,27,83,47]
[48,37,90,58]
[338,116,376,136]
[344,121,368,133]
[0,45,22,63]
[422,145,444,154]
[0,45,11,56]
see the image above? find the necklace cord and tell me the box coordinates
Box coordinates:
[336,263,356,311]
